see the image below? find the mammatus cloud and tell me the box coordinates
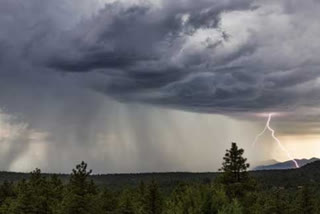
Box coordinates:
[1,0,320,172]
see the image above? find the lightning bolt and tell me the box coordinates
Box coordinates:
[252,113,299,168]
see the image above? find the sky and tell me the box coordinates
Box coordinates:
[1,0,320,173]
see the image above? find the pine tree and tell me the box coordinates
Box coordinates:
[137,181,146,213]
[69,161,93,196]
[100,188,118,214]
[0,181,15,207]
[10,179,35,214]
[218,199,243,214]
[2,168,55,214]
[167,184,202,214]
[202,185,229,214]
[60,161,101,214]
[48,174,64,213]
[144,180,163,214]
[219,142,254,199]
[220,142,249,183]
[296,186,315,214]
[3,169,55,214]
[119,190,136,214]
[271,190,288,214]
[28,168,51,214]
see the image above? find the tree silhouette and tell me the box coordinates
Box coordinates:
[61,161,100,214]
[220,142,250,183]
[218,142,254,199]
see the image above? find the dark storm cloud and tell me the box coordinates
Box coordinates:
[1,0,320,125]
[40,0,263,111]
[33,0,320,114]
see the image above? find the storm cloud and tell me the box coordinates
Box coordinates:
[34,0,320,114]
[1,0,320,172]
[1,0,320,114]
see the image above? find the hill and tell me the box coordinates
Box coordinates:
[254,157,319,170]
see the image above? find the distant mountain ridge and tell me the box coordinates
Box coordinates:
[254,159,280,167]
[254,157,320,170]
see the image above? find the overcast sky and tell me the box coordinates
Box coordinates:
[1,0,320,173]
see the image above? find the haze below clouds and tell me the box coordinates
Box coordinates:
[1,0,320,173]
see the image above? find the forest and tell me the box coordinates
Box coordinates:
[0,142,319,214]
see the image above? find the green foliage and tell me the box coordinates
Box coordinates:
[119,190,136,214]
[99,188,119,213]
[166,183,203,214]
[0,180,15,207]
[60,161,100,214]
[295,186,316,214]
[0,169,64,214]
[218,199,242,214]
[144,179,163,214]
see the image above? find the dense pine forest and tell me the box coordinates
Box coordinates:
[0,143,320,214]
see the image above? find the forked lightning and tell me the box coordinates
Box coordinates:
[252,113,299,168]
